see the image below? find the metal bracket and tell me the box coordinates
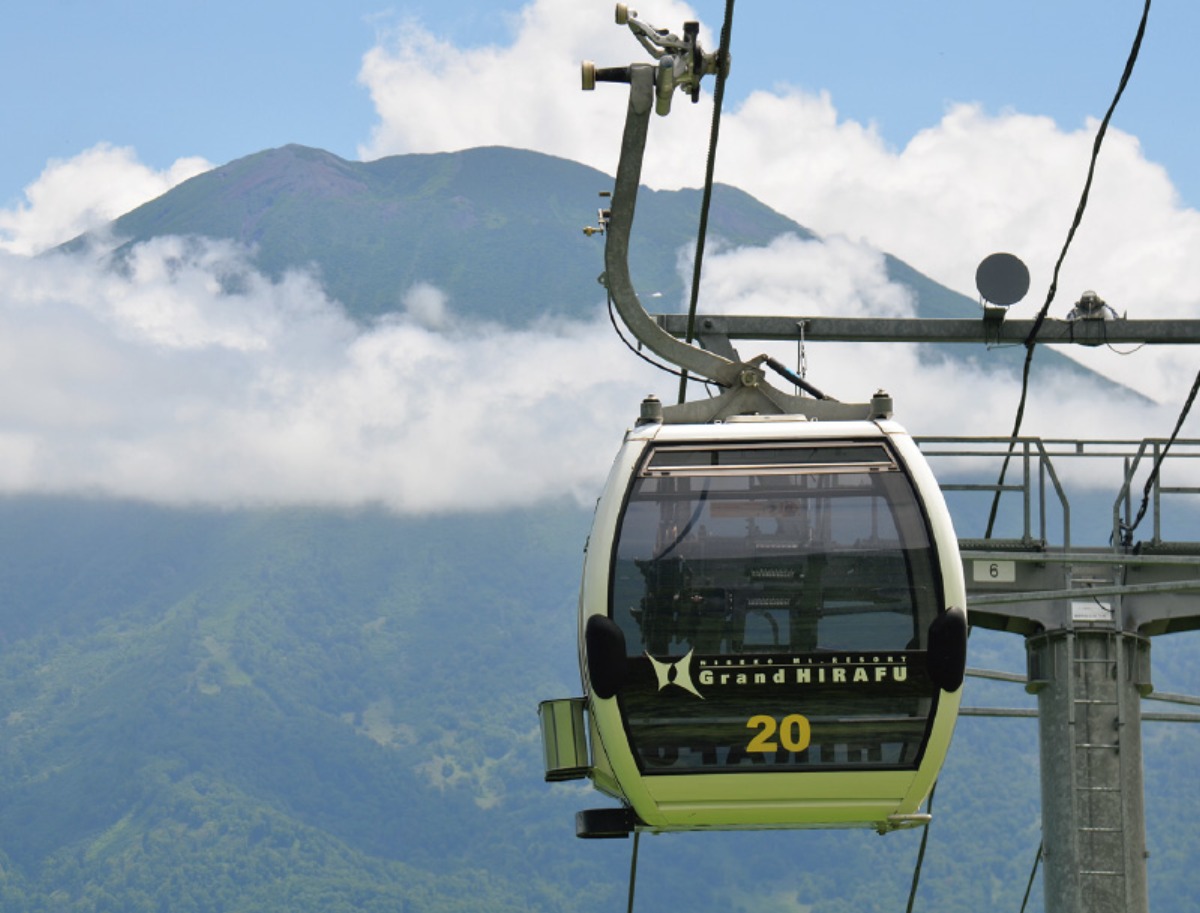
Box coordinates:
[585,6,879,424]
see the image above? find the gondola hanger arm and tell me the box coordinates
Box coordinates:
[583,8,747,391]
[583,7,884,422]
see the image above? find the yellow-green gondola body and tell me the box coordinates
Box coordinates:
[544,415,967,836]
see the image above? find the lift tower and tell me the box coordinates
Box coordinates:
[672,311,1200,913]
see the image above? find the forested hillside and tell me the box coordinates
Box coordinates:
[0,496,1197,911]
[0,498,591,911]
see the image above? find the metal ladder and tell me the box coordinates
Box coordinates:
[1070,631,1128,910]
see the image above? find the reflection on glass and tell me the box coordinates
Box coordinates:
[611,442,942,773]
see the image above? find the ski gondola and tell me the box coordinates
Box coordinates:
[538,6,966,839]
[542,408,966,837]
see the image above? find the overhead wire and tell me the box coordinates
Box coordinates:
[1018,841,1044,913]
[625,830,640,913]
[984,0,1152,538]
[1120,366,1200,544]
[974,6,1155,905]
[952,12,1155,902]
[677,0,737,405]
[904,783,936,912]
[608,288,695,383]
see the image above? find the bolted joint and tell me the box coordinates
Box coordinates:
[738,368,763,388]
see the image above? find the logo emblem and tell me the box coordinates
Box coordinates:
[646,650,704,699]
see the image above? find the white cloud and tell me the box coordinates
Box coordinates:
[357,0,713,183]
[694,233,917,322]
[401,281,452,330]
[0,144,211,256]
[709,97,1200,407]
[0,237,662,511]
[0,226,1186,516]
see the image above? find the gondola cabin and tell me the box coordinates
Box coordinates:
[540,413,967,837]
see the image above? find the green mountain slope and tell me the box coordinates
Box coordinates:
[0,497,595,911]
[0,497,1197,911]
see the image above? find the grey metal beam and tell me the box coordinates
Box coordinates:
[970,578,1200,608]
[961,546,1200,635]
[606,66,740,387]
[656,314,1200,346]
[1144,690,1200,707]
[966,667,1028,685]
[1143,712,1200,723]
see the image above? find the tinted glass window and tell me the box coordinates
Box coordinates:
[610,442,941,774]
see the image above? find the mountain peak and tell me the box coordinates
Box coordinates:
[82,145,807,324]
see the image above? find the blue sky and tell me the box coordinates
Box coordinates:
[3,1,1195,206]
[0,0,1197,510]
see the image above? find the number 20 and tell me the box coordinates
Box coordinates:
[746,713,812,753]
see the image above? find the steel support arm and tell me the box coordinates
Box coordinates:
[604,64,743,388]
[657,314,1200,346]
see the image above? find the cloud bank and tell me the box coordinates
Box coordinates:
[0,227,1172,514]
[0,235,658,511]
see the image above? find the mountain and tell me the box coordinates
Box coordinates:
[65,143,1124,393]
[72,144,805,326]
[70,143,980,326]
[12,144,1192,911]
[0,497,595,911]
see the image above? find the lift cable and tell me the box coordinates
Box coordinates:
[1018,841,1044,913]
[608,288,694,382]
[984,0,1152,538]
[626,830,640,913]
[1120,366,1200,544]
[904,782,936,912]
[677,0,737,405]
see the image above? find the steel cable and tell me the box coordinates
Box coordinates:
[985,0,1152,538]
[677,0,736,404]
